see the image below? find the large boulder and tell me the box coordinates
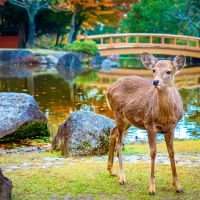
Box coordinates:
[89,52,120,71]
[56,52,84,81]
[0,64,32,78]
[0,49,33,63]
[0,92,49,141]
[52,110,115,156]
[56,52,82,69]
[89,52,106,69]
[0,169,12,200]
[23,55,39,64]
[45,55,59,65]
[101,58,120,71]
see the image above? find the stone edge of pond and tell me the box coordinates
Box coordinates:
[0,143,52,154]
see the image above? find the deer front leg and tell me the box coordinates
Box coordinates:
[148,131,157,195]
[107,127,118,176]
[164,131,183,193]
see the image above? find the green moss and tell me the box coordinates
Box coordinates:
[0,122,49,143]
[82,141,92,147]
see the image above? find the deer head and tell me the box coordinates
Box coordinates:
[141,52,185,89]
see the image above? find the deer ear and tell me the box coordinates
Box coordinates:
[141,52,157,69]
[173,55,185,70]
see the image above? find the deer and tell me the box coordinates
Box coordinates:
[106,52,185,195]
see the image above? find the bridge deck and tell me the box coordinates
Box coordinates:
[79,33,200,58]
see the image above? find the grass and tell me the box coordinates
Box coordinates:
[123,139,200,155]
[0,140,199,200]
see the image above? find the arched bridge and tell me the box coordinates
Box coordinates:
[79,33,200,58]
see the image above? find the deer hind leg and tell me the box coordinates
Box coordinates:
[107,127,118,176]
[148,130,157,195]
[107,113,129,184]
[164,132,183,193]
[115,117,129,185]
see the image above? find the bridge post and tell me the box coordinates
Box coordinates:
[136,36,139,45]
[196,40,199,48]
[100,37,103,44]
[125,36,128,43]
[150,36,153,44]
[174,38,177,46]
[161,36,165,44]
[187,39,190,46]
[110,37,113,44]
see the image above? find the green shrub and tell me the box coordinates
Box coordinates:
[54,40,98,56]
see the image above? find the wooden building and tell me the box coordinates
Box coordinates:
[0,0,26,48]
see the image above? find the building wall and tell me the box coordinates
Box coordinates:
[0,36,19,48]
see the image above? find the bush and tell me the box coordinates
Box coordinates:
[54,40,98,56]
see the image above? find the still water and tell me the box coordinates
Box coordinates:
[0,61,199,143]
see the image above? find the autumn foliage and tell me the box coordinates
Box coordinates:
[55,0,138,43]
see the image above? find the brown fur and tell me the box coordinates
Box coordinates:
[107,53,185,194]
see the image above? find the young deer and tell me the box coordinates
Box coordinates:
[107,53,185,195]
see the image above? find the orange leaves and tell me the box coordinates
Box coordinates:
[55,0,138,32]
[95,10,114,15]
[56,0,114,10]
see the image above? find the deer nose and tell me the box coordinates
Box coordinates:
[153,80,159,86]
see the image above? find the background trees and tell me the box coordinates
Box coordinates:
[169,0,200,37]
[0,0,199,48]
[121,0,178,34]
[36,10,70,46]
[54,0,138,43]
[121,0,200,37]
[8,0,51,47]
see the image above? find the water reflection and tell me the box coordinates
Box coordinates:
[0,64,199,142]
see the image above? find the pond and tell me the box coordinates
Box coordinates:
[0,58,200,143]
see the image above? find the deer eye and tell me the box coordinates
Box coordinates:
[166,71,171,74]
[152,69,156,73]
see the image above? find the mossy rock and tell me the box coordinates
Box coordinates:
[0,122,49,143]
[52,110,114,156]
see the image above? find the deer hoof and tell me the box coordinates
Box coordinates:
[107,166,117,177]
[176,188,184,193]
[149,191,156,195]
[111,173,117,177]
[119,176,126,185]
[119,180,125,185]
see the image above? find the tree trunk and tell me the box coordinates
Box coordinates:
[68,11,77,44]
[27,15,36,48]
[72,27,80,42]
[18,21,27,48]
[55,31,60,46]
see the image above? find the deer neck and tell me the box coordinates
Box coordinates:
[153,87,178,124]
[156,87,175,104]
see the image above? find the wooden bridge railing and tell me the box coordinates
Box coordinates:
[78,33,200,50]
